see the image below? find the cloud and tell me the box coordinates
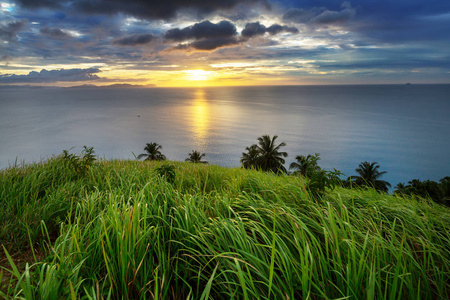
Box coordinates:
[311,7,355,25]
[0,20,27,42]
[179,37,241,51]
[164,20,236,42]
[164,20,240,51]
[241,22,298,38]
[282,5,355,25]
[282,8,321,24]
[165,19,298,51]
[14,0,269,20]
[112,33,156,46]
[40,27,73,39]
[241,22,266,38]
[0,68,101,83]
[266,24,299,35]
[7,0,450,84]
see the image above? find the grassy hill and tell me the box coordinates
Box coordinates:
[1,157,449,299]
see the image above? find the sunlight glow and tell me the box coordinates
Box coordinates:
[184,70,213,81]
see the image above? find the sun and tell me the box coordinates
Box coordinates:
[184,70,213,81]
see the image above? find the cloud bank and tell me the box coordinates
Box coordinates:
[0,68,101,83]
[15,0,270,20]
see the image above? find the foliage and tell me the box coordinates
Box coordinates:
[154,164,176,184]
[255,135,288,173]
[289,153,321,176]
[241,135,287,173]
[440,176,450,203]
[0,159,449,299]
[60,145,96,177]
[349,161,391,193]
[240,144,259,169]
[185,150,208,164]
[137,142,166,161]
[395,177,450,206]
[288,152,343,197]
[307,168,344,197]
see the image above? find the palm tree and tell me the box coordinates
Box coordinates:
[408,179,422,189]
[185,150,208,164]
[137,143,166,161]
[240,144,260,169]
[289,153,321,176]
[352,161,391,192]
[254,135,288,173]
[394,182,407,195]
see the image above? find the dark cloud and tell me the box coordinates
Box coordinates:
[189,37,240,50]
[165,18,297,51]
[112,33,156,46]
[164,20,240,51]
[241,22,266,38]
[14,0,269,20]
[40,27,73,39]
[241,22,298,38]
[0,68,101,83]
[164,20,236,42]
[267,24,298,35]
[0,20,27,42]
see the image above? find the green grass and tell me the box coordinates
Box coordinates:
[1,157,449,299]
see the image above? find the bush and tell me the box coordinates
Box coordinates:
[60,146,96,177]
[155,164,176,184]
[307,168,343,197]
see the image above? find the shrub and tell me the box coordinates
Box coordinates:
[155,164,176,184]
[60,146,96,177]
[307,168,343,197]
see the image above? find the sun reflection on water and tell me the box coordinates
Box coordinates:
[190,89,210,148]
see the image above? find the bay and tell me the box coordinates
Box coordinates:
[1,84,449,187]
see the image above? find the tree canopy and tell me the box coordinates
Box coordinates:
[185,150,208,164]
[241,135,288,173]
[350,161,391,193]
[137,143,166,161]
[289,153,321,177]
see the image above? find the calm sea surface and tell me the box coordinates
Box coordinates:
[1,85,449,187]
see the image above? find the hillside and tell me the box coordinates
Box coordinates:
[1,157,449,299]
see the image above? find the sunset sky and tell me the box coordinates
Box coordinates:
[1,0,449,87]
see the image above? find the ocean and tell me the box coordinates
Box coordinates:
[1,84,449,187]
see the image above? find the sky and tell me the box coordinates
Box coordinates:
[0,0,449,87]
